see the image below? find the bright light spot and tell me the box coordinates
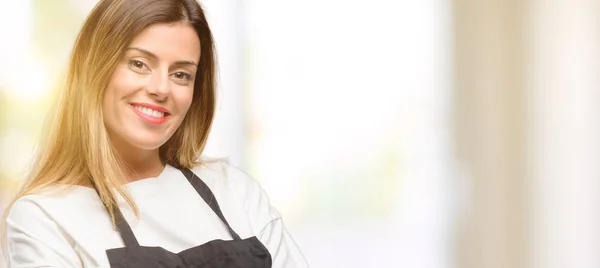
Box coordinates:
[7,58,51,100]
[0,0,48,100]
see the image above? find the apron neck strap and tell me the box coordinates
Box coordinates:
[180,168,242,241]
[91,185,140,248]
[93,167,243,249]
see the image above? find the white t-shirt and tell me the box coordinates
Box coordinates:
[5,161,309,267]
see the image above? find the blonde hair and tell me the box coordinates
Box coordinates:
[2,0,216,246]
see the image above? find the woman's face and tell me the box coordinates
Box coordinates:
[103,22,201,152]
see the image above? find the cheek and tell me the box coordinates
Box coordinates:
[174,88,195,115]
[105,67,141,100]
[103,76,121,108]
[103,68,133,120]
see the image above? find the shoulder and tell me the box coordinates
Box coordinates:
[189,158,281,225]
[5,190,86,267]
[7,194,50,225]
[8,187,70,222]
[5,194,59,245]
[6,186,102,235]
[190,159,265,199]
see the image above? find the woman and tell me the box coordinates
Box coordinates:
[2,0,308,267]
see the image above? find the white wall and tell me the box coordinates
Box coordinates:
[526,1,600,267]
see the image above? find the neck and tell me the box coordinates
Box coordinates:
[110,135,165,182]
[120,150,164,182]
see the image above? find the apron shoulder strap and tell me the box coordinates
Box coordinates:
[92,186,140,248]
[180,168,242,241]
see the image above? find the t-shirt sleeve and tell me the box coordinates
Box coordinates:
[5,196,82,268]
[227,165,310,268]
[258,217,310,268]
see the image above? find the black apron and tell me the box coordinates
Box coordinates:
[98,168,273,268]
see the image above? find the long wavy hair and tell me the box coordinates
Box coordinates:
[2,0,216,234]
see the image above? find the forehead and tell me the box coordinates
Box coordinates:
[128,22,201,62]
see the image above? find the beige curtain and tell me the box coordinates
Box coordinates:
[453,0,600,267]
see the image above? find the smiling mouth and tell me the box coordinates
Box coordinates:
[130,104,170,125]
[132,104,168,118]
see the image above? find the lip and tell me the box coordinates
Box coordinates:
[130,104,169,125]
[129,102,170,114]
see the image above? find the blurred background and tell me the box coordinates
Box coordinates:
[0,0,599,267]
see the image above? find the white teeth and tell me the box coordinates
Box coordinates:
[134,105,165,118]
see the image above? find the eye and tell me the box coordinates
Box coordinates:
[128,59,150,73]
[171,71,193,81]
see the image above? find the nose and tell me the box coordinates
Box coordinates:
[146,71,170,101]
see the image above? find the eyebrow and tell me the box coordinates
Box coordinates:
[126,47,198,67]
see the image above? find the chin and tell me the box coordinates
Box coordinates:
[132,139,168,151]
[123,132,169,151]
